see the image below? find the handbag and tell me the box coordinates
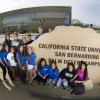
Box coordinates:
[73,83,85,95]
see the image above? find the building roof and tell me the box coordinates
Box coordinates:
[0,6,71,17]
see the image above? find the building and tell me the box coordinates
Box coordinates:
[0,6,71,33]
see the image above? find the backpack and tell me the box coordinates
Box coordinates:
[73,83,85,95]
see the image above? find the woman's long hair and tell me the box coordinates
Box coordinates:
[78,61,88,80]
[2,45,9,52]
[67,62,76,72]
[49,60,58,72]
[10,46,17,63]
[18,45,25,57]
[27,46,33,56]
[37,58,47,70]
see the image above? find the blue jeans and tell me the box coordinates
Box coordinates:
[56,78,69,88]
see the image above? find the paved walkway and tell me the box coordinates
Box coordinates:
[0,77,100,100]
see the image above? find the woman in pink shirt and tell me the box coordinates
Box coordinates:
[70,61,93,94]
[75,61,88,83]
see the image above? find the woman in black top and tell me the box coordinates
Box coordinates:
[56,63,77,90]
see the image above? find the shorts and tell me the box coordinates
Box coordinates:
[27,65,33,70]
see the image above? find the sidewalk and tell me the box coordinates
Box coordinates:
[0,67,100,100]
[0,78,100,100]
[27,81,100,98]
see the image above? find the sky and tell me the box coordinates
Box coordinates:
[0,0,100,26]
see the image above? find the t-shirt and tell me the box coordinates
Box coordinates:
[0,51,3,64]
[28,52,36,66]
[60,68,76,81]
[76,69,85,81]
[37,65,50,77]
[0,50,3,59]
[16,52,26,65]
[11,39,22,46]
[3,51,9,60]
[48,67,59,80]
[11,39,22,51]
[7,52,17,66]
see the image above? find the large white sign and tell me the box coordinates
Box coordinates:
[31,26,100,83]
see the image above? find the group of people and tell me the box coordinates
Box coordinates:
[0,32,34,82]
[0,31,91,95]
